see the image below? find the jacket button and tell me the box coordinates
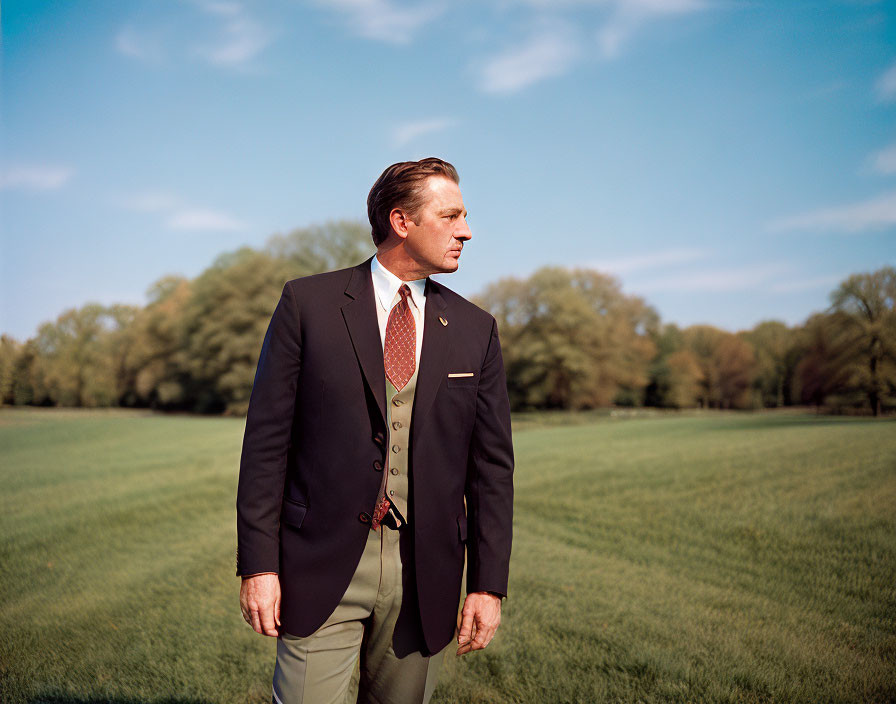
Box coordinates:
[373,432,384,446]
[358,512,371,524]
[373,460,383,471]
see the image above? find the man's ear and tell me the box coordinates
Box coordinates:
[389,208,413,240]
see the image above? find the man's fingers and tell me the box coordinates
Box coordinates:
[259,603,279,637]
[457,610,474,644]
[471,621,495,650]
[456,640,474,656]
[469,614,489,650]
[457,595,502,655]
[249,609,263,635]
[239,574,281,635]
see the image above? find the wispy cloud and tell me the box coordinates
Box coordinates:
[875,60,896,102]
[166,208,246,231]
[590,247,707,275]
[476,0,709,95]
[115,27,165,64]
[193,0,273,68]
[0,165,74,191]
[768,189,896,233]
[597,0,709,60]
[316,0,444,44]
[392,118,455,147]
[123,190,247,231]
[871,142,896,174]
[632,262,789,293]
[479,24,579,94]
[115,1,272,70]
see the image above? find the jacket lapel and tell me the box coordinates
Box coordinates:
[411,278,451,444]
[341,257,387,426]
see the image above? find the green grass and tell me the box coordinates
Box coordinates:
[1,408,894,703]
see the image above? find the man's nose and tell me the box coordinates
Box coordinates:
[456,217,472,241]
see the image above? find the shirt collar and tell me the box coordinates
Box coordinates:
[371,254,426,312]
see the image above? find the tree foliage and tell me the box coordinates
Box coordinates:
[828,267,896,415]
[476,267,658,410]
[2,224,893,416]
[792,312,857,410]
[681,325,756,409]
[645,324,704,409]
[741,320,796,408]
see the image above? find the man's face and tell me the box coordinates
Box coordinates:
[403,176,472,276]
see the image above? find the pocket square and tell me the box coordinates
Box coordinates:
[447,372,475,378]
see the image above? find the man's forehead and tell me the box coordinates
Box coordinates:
[422,176,463,205]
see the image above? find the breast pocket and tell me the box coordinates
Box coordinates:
[446,372,478,391]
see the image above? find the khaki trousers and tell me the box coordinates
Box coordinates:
[272,525,447,704]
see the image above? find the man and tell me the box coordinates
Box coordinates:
[236,158,514,703]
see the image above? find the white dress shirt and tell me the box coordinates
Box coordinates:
[370,254,426,367]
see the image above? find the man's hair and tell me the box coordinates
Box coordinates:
[367,157,459,246]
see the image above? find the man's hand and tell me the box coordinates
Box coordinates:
[456,591,502,655]
[240,573,281,637]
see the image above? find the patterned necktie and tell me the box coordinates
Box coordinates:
[372,285,416,529]
[383,284,416,391]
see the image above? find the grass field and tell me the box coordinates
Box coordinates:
[1,408,894,703]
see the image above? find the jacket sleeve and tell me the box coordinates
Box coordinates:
[235,281,301,576]
[465,317,514,597]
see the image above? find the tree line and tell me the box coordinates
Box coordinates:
[1,222,893,416]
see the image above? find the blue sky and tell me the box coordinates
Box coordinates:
[2,0,894,341]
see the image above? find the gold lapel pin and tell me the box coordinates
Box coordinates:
[439,316,448,326]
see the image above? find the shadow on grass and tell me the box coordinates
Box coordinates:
[27,697,216,704]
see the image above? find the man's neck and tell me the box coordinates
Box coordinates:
[375,245,429,282]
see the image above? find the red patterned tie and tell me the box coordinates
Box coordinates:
[383,284,416,391]
[372,285,416,529]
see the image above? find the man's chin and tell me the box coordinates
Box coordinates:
[439,258,461,274]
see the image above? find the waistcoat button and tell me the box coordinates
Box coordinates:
[392,444,400,453]
[390,467,398,475]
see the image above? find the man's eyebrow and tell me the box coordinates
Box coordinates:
[437,207,467,216]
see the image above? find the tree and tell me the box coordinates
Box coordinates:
[681,325,756,409]
[475,267,658,410]
[742,320,795,408]
[645,324,704,408]
[29,304,126,407]
[828,267,896,416]
[181,248,294,414]
[104,304,141,406]
[791,312,856,411]
[265,220,374,274]
[0,335,21,405]
[125,276,193,409]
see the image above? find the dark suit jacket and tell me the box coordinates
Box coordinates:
[236,256,514,655]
